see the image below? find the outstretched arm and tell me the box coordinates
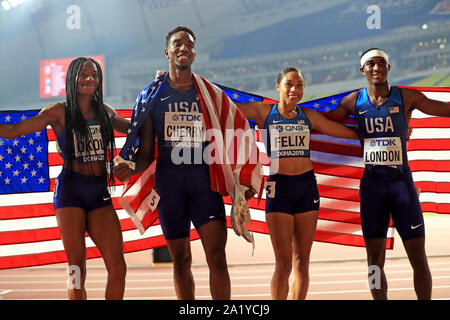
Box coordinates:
[327,91,358,120]
[234,101,272,128]
[0,103,62,139]
[402,88,450,117]
[304,108,358,139]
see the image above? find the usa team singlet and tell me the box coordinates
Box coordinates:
[355,86,408,169]
[262,104,312,159]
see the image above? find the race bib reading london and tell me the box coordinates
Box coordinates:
[73,125,105,163]
[269,123,310,157]
[363,137,402,166]
[164,112,204,148]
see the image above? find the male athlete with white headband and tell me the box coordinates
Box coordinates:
[330,47,450,300]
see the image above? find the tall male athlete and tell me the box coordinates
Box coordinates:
[114,26,261,300]
[329,48,450,300]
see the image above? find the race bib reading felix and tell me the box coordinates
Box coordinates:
[164,112,204,148]
[363,137,402,166]
[73,125,105,163]
[269,123,310,158]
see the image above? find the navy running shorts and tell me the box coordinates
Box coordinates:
[359,166,425,241]
[53,168,113,212]
[265,170,320,215]
[154,163,226,240]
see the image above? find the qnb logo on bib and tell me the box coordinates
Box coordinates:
[164,111,204,148]
[73,125,105,162]
[269,124,310,158]
[364,137,402,165]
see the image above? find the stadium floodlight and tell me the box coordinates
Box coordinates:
[1,0,28,11]
[1,0,11,10]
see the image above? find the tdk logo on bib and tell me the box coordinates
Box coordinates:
[369,138,397,147]
[171,113,201,122]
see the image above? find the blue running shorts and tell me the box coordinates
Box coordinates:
[359,166,425,241]
[265,170,320,215]
[53,168,113,212]
[154,163,226,240]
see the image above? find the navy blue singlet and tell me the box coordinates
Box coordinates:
[150,85,206,165]
[262,104,312,159]
[56,118,105,163]
[355,86,408,169]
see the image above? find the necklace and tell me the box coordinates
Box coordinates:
[369,95,387,106]
[168,79,193,87]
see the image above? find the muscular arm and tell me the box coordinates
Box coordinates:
[327,91,358,120]
[234,101,271,128]
[402,88,450,117]
[0,103,62,139]
[304,108,358,139]
[114,114,155,181]
[104,104,130,134]
[134,114,156,173]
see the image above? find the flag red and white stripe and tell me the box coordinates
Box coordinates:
[0,86,448,269]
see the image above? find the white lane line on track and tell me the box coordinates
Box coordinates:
[3,274,450,286]
[10,258,450,275]
[2,265,450,280]
[3,275,450,291]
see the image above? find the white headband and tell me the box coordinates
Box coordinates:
[360,49,389,67]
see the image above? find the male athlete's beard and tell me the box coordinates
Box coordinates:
[175,63,189,70]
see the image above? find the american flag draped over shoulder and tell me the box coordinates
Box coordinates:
[0,86,449,269]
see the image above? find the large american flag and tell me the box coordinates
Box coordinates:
[0,86,448,270]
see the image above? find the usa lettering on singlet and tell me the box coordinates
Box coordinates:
[73,125,105,163]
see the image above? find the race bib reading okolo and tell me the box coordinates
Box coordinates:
[73,125,105,162]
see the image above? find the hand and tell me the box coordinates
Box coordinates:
[114,163,134,182]
[155,70,166,80]
[244,189,255,201]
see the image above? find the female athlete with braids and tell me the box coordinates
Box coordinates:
[0,57,130,299]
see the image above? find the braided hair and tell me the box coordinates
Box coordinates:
[64,57,116,188]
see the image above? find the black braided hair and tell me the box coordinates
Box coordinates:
[64,57,116,189]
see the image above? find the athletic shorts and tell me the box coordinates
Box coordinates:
[53,168,113,212]
[360,166,425,241]
[154,163,226,240]
[265,170,320,215]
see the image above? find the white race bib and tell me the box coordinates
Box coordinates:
[269,123,309,157]
[73,125,105,162]
[164,112,204,148]
[363,137,402,165]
